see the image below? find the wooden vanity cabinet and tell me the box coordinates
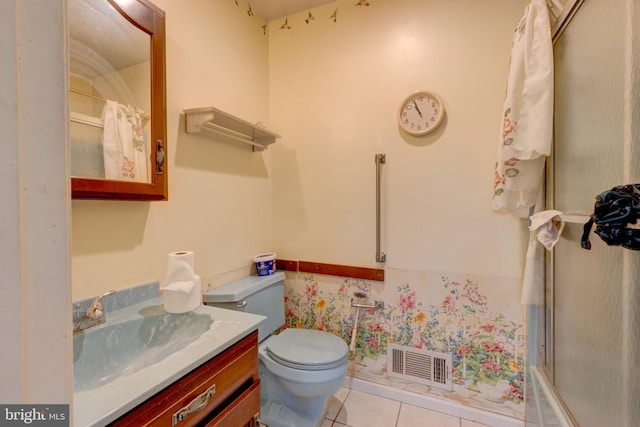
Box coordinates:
[110,331,260,427]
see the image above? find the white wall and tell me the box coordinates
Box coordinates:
[71,0,273,299]
[269,0,527,277]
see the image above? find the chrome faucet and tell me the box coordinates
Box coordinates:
[73,290,117,332]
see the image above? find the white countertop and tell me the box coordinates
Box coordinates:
[73,300,265,427]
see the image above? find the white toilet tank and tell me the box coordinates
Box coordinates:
[203,272,286,342]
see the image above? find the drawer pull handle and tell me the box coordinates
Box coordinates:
[172,384,216,425]
[237,300,248,308]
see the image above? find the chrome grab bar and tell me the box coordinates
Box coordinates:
[375,153,386,263]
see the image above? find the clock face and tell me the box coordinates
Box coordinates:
[398,92,444,136]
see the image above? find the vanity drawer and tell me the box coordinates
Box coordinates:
[110,330,259,427]
[203,379,260,427]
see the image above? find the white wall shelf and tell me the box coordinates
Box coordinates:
[183,107,280,151]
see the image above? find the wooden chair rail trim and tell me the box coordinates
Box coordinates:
[275,259,384,282]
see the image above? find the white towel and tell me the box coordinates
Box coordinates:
[521,233,545,305]
[521,209,565,305]
[530,209,565,250]
[102,100,148,182]
[492,0,554,218]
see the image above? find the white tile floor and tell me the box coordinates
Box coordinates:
[321,387,492,427]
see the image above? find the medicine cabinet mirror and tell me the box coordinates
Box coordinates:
[69,0,167,200]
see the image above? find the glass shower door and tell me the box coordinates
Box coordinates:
[529,0,640,426]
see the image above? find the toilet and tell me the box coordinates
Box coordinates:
[203,272,349,427]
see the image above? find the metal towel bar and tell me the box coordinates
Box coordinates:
[375,153,386,263]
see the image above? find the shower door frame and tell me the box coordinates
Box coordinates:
[527,0,584,426]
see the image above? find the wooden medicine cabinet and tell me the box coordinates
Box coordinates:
[69,0,167,200]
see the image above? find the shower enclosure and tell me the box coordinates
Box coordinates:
[526,0,640,426]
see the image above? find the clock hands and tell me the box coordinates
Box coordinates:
[412,100,423,118]
[399,91,444,136]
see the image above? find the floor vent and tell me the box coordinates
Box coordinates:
[387,344,452,391]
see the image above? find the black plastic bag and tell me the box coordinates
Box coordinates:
[581,184,640,250]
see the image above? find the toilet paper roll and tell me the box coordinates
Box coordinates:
[164,280,196,294]
[162,251,196,288]
[163,276,202,313]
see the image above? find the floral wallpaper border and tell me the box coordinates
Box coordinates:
[283,269,525,419]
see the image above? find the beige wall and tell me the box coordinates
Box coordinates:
[269,0,527,277]
[72,0,273,299]
[72,0,528,300]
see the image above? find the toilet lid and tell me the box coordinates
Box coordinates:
[265,328,349,371]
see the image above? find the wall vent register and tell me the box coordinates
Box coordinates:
[387,344,452,391]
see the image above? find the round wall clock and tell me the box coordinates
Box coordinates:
[397,91,445,136]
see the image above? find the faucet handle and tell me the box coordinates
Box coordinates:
[87,290,117,319]
[98,289,117,299]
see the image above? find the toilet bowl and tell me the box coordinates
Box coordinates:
[203,272,349,427]
[259,328,348,427]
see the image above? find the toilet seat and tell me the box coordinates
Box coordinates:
[265,328,348,371]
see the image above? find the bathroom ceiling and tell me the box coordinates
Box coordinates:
[250,0,335,20]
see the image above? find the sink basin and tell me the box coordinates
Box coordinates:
[73,304,213,392]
